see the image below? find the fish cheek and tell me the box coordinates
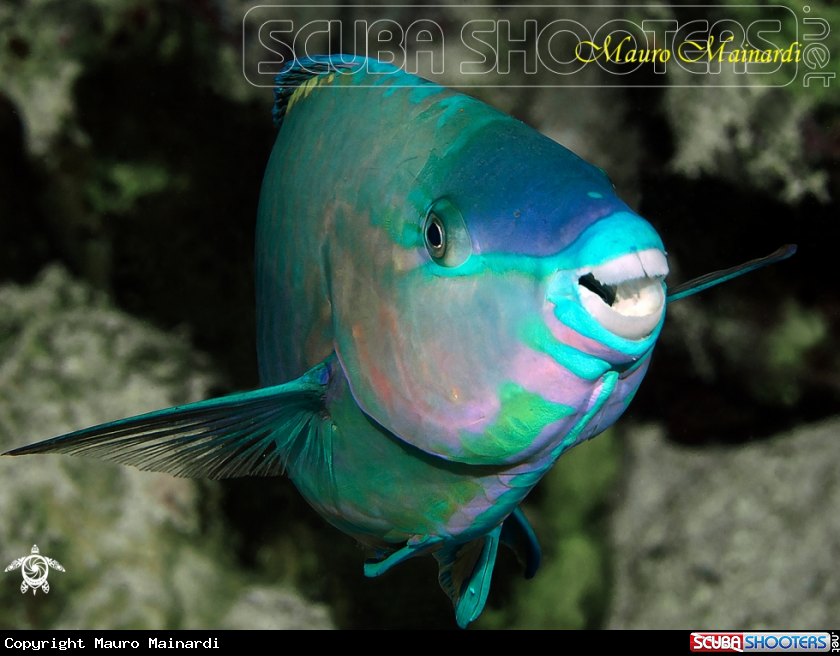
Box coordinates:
[384,270,544,448]
[331,229,544,461]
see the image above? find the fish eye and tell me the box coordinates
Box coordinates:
[422,199,472,268]
[425,213,447,259]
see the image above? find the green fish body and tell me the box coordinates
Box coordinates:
[6,56,795,627]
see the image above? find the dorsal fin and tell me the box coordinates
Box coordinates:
[273,55,360,127]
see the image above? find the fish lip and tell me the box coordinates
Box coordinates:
[575,248,668,341]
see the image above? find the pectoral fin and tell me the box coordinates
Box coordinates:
[434,525,503,628]
[4,356,337,480]
[666,244,796,303]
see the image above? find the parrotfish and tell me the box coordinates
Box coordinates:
[5,56,795,628]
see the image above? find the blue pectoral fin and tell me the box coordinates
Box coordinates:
[3,356,337,480]
[500,506,542,579]
[434,525,503,629]
[667,244,796,303]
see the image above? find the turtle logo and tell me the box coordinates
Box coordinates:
[5,545,65,594]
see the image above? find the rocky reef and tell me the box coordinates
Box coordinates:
[609,421,840,629]
[0,266,332,629]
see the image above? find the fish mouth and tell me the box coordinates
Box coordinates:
[576,249,668,340]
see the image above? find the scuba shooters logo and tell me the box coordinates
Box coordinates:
[690,632,832,652]
[242,4,804,88]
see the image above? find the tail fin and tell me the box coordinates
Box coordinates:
[434,525,503,628]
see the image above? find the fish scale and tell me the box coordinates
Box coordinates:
[4,55,795,627]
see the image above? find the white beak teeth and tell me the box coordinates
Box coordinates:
[587,249,669,285]
[639,249,669,278]
[577,249,668,341]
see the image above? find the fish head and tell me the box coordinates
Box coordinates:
[323,77,668,467]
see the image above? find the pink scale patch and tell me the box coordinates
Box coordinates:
[508,344,593,409]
